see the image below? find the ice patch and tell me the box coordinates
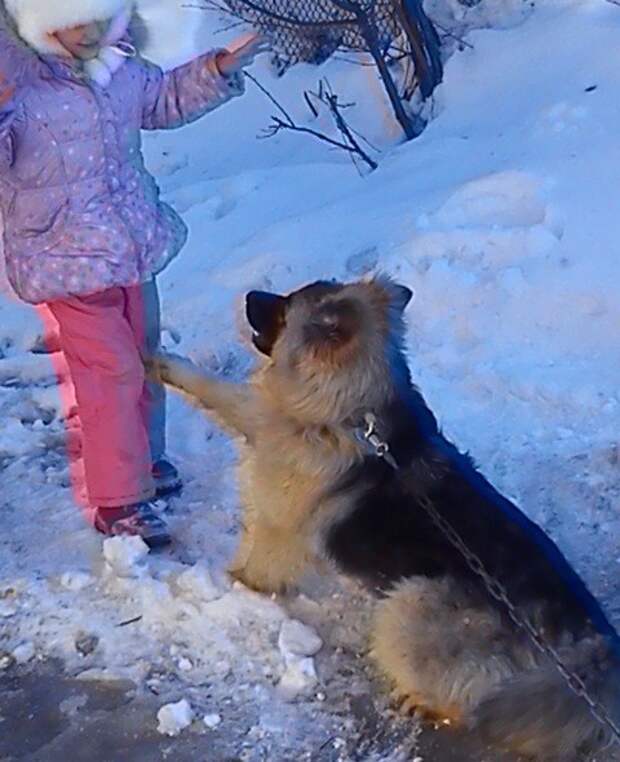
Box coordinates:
[156,698,194,736]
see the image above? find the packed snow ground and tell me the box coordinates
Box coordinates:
[1,0,620,758]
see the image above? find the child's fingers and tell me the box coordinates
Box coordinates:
[234,50,258,68]
[230,33,270,58]
[217,33,270,75]
[228,30,261,53]
[236,40,268,61]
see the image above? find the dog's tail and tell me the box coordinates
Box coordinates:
[473,639,620,759]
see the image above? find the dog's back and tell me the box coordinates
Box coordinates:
[322,366,620,759]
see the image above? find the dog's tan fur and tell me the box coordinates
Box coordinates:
[372,577,541,724]
[152,278,519,723]
[153,277,406,592]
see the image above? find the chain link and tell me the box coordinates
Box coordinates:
[358,418,620,746]
[223,0,406,70]
[415,493,620,744]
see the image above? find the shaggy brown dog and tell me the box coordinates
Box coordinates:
[152,276,620,760]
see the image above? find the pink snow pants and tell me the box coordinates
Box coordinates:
[46,280,166,508]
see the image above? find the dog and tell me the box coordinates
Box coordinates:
[151,275,620,760]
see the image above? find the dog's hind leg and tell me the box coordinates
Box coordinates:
[372,577,519,726]
[150,352,256,439]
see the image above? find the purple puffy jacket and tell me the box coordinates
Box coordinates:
[0,14,243,304]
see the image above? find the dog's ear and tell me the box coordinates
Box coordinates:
[391,283,414,312]
[246,291,288,356]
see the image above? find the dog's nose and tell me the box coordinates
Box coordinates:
[313,311,339,330]
[305,309,343,343]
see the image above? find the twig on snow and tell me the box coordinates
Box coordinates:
[246,72,378,172]
[435,21,474,50]
[116,615,143,627]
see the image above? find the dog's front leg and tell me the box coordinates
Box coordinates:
[149,352,256,440]
[229,517,312,595]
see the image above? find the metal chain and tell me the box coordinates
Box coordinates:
[416,493,620,745]
[359,417,620,746]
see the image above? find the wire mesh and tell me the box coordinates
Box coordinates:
[221,0,405,70]
[210,0,443,138]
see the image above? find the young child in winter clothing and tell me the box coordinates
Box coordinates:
[0,0,264,546]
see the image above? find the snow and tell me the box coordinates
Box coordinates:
[59,570,94,592]
[2,0,620,757]
[175,561,222,602]
[103,535,151,578]
[11,641,35,664]
[277,653,319,700]
[277,619,323,699]
[279,619,324,658]
[156,697,194,736]
[203,711,222,729]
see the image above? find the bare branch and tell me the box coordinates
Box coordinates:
[245,71,296,124]
[246,73,378,171]
[434,21,474,50]
[188,0,443,141]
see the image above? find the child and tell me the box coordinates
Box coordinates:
[0,0,265,546]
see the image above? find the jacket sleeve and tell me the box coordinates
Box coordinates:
[141,50,244,131]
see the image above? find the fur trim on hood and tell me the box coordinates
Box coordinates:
[4,0,134,55]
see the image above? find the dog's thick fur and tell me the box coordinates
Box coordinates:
[152,276,620,760]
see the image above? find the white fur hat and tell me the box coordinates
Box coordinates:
[4,0,134,55]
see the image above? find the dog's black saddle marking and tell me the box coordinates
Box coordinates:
[327,383,619,646]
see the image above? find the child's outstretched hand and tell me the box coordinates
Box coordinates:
[216,32,270,77]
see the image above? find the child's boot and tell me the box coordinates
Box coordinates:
[152,458,182,497]
[94,501,171,548]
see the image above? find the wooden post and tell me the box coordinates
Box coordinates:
[356,11,420,139]
[396,0,443,99]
